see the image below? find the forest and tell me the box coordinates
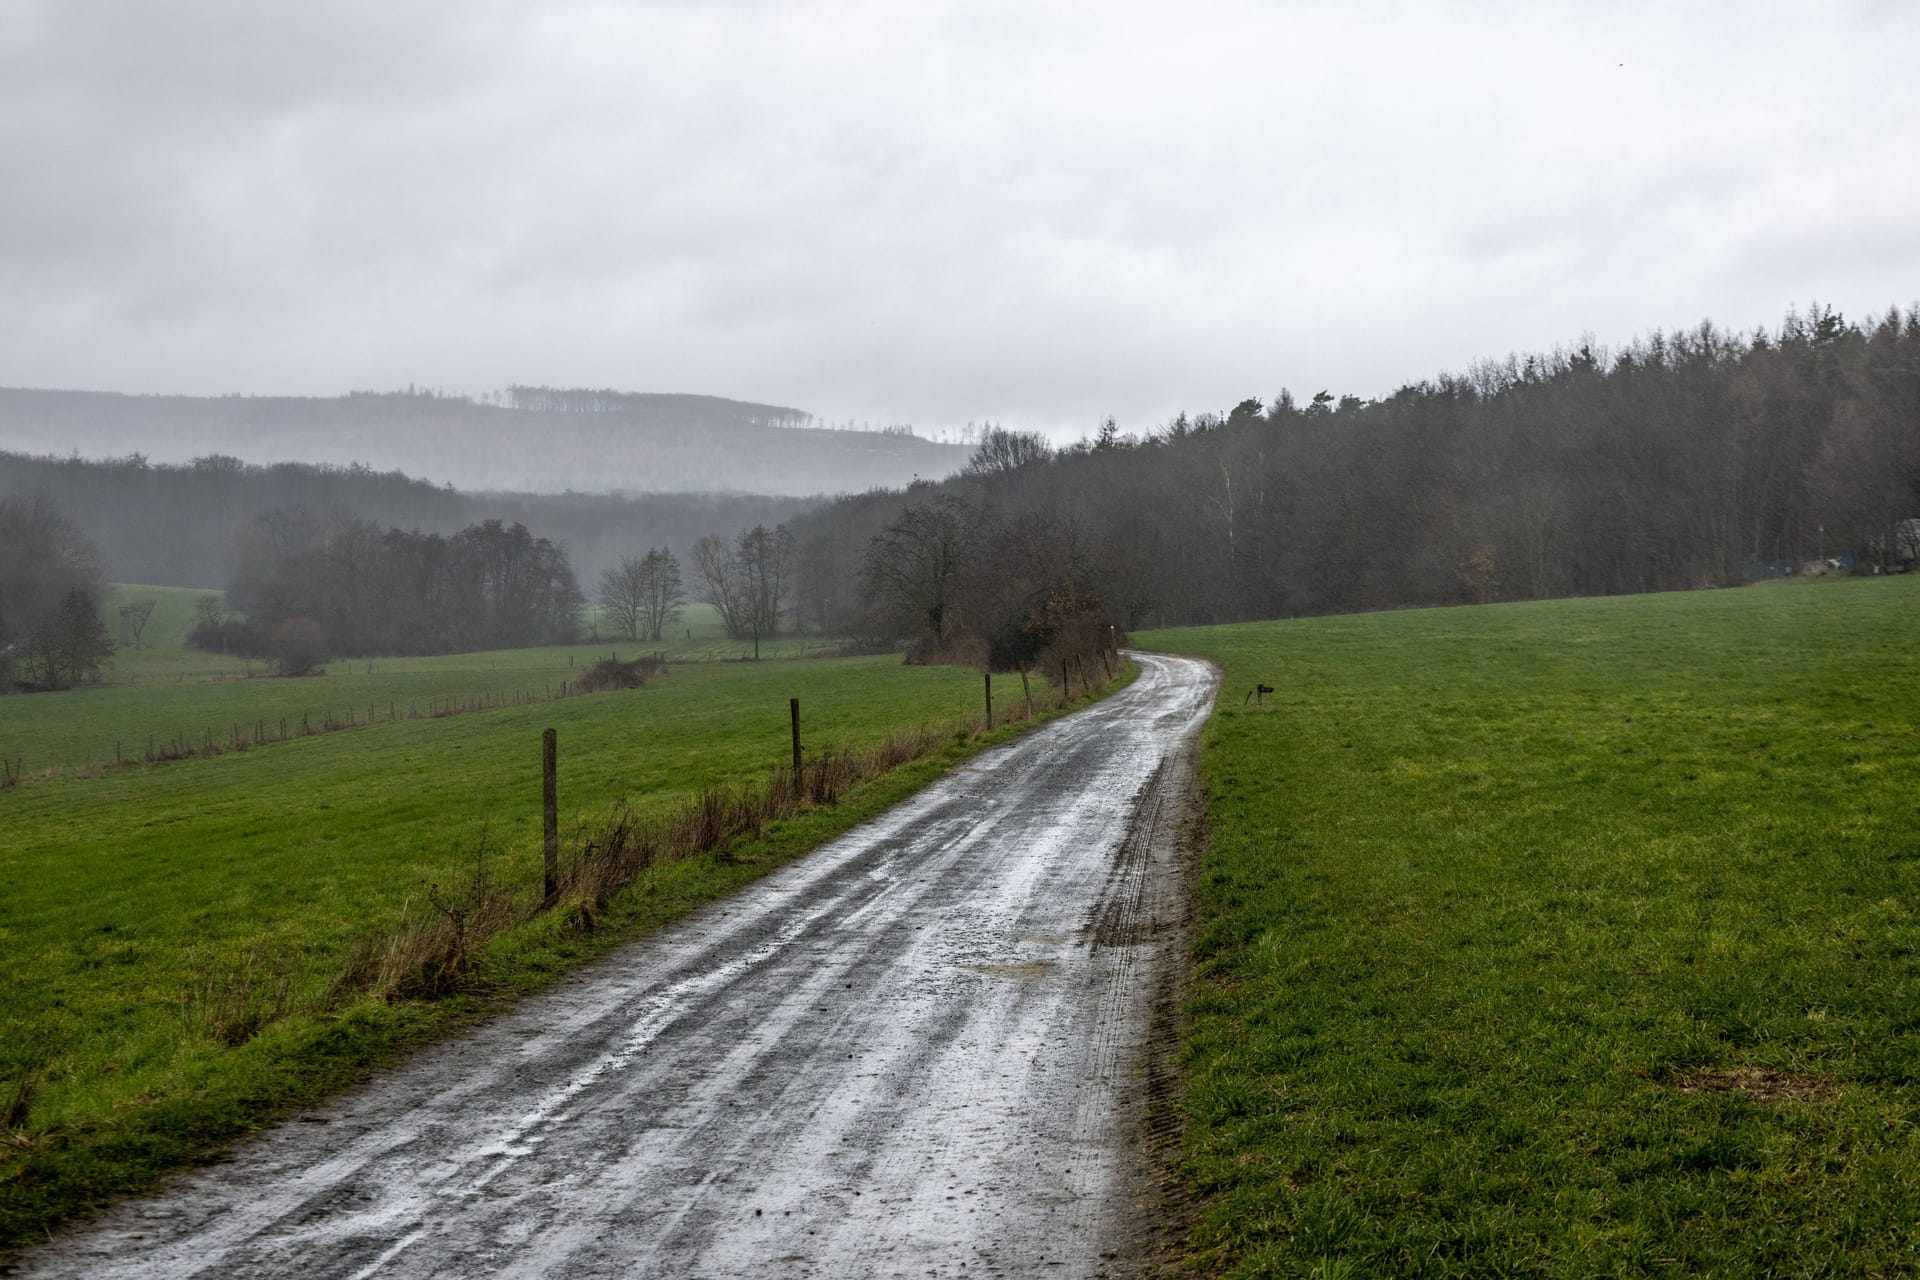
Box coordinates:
[0,451,815,590]
[789,304,1920,633]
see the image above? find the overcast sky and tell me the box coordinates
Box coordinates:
[3,0,1916,440]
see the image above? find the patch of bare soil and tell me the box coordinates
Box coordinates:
[1668,1066,1841,1104]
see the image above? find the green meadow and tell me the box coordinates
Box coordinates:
[0,615,1083,1250]
[1143,575,1920,1277]
[5,593,845,776]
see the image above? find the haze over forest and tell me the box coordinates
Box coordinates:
[0,387,969,497]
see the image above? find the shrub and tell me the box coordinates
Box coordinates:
[272,617,328,676]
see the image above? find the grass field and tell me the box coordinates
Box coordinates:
[1140,575,1920,1277]
[0,621,1095,1251]
[4,595,851,776]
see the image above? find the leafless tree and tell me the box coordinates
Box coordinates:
[691,534,746,639]
[692,527,791,657]
[736,525,793,654]
[963,427,1054,478]
[636,547,685,642]
[118,597,157,648]
[596,557,649,640]
[862,496,980,642]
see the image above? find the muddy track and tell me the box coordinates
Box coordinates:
[17,652,1219,1280]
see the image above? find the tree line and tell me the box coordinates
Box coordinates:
[214,512,583,663]
[786,304,1920,631]
[0,449,819,591]
[11,302,1914,675]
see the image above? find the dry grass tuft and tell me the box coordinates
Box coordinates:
[183,946,298,1047]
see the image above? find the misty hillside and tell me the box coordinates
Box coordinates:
[0,387,971,496]
[0,449,819,591]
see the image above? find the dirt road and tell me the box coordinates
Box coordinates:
[18,652,1218,1279]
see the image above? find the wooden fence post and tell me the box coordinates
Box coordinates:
[542,728,559,899]
[984,672,993,729]
[790,697,802,782]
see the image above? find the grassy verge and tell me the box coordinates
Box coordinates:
[0,644,1131,1253]
[1140,576,1920,1277]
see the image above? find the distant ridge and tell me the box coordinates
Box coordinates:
[0,386,970,496]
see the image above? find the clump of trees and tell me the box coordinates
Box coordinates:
[596,548,685,641]
[691,524,795,659]
[860,494,1123,692]
[0,497,114,691]
[203,511,582,664]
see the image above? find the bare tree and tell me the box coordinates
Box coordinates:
[690,528,792,657]
[596,557,648,640]
[636,546,686,642]
[118,597,157,648]
[193,593,224,629]
[737,524,794,654]
[691,534,747,640]
[862,495,980,642]
[963,427,1054,478]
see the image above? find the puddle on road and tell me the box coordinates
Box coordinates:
[965,960,1056,978]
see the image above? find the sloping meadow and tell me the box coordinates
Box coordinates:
[0,648,1108,1251]
[1144,575,1920,1277]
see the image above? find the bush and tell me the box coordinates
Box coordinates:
[271,618,328,676]
[574,656,666,693]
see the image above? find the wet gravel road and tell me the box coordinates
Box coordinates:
[19,652,1218,1279]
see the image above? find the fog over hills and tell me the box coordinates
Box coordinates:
[0,387,971,496]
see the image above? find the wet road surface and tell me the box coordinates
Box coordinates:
[18,652,1218,1279]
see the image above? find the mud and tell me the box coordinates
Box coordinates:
[16,653,1219,1279]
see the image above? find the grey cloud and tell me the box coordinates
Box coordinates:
[1,0,1916,442]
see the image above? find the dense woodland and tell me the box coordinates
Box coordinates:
[792,305,1920,633]
[223,513,582,659]
[0,451,815,590]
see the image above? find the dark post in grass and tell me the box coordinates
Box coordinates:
[984,672,993,729]
[542,728,559,899]
[790,697,802,784]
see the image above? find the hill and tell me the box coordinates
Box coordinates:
[0,387,970,497]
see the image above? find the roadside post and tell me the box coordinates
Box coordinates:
[542,728,559,899]
[790,697,802,783]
